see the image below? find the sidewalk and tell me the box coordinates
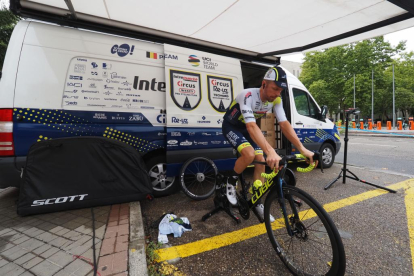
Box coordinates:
[0,188,147,276]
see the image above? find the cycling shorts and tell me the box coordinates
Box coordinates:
[222,120,263,155]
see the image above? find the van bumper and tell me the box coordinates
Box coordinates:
[0,157,25,188]
[335,141,342,155]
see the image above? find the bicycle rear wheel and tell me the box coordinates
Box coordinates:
[264,186,346,276]
[179,157,217,200]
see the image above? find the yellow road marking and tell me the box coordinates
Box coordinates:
[405,181,414,273]
[156,179,414,262]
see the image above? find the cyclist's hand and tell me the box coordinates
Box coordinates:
[301,148,318,167]
[266,150,282,171]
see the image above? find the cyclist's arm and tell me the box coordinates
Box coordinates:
[279,121,316,165]
[245,122,274,155]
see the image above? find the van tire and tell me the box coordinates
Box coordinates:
[146,155,178,197]
[319,143,335,168]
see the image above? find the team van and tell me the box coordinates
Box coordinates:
[0,21,341,196]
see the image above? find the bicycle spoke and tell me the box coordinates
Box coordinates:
[304,218,321,229]
[305,237,332,252]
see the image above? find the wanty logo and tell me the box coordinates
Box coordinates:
[188,55,200,67]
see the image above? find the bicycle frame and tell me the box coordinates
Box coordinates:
[239,164,297,237]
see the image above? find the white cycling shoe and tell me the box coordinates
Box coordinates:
[255,204,275,222]
[226,183,238,206]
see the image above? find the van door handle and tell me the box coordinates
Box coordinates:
[296,121,303,125]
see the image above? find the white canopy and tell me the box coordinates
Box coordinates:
[12,0,414,61]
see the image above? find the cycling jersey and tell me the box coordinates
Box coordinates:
[223,88,287,128]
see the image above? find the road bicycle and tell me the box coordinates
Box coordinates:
[202,153,346,276]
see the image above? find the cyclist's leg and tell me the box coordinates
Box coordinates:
[222,121,255,204]
[242,130,265,182]
[222,121,255,174]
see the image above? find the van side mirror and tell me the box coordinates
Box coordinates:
[320,105,328,120]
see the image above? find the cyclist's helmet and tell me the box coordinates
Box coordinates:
[263,66,288,88]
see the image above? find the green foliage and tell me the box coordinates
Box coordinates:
[300,36,413,120]
[0,4,20,70]
[146,240,163,276]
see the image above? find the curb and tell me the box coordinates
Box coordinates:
[129,201,148,276]
[348,133,414,139]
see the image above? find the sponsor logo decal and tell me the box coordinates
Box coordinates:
[67,82,82,87]
[129,114,144,121]
[31,194,88,206]
[102,63,112,69]
[157,114,166,124]
[74,64,86,73]
[171,132,181,136]
[84,96,100,100]
[171,117,188,124]
[69,75,83,80]
[133,76,166,92]
[81,90,99,94]
[93,113,107,120]
[207,76,233,112]
[197,116,211,124]
[111,44,135,57]
[146,52,179,60]
[167,140,178,145]
[77,58,87,62]
[188,55,200,67]
[180,140,192,146]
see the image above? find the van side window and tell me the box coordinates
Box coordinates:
[293,88,319,119]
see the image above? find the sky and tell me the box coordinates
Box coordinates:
[1,0,413,63]
[282,27,414,63]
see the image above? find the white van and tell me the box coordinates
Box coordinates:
[0,21,341,196]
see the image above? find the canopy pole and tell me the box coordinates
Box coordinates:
[64,0,78,20]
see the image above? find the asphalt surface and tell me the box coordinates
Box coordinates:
[336,135,414,177]
[141,129,414,275]
[141,164,412,275]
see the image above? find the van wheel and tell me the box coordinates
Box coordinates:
[146,155,178,197]
[319,143,335,168]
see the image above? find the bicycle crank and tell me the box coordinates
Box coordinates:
[237,193,250,220]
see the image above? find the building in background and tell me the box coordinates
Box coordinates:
[280,60,302,78]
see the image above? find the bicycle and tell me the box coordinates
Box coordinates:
[203,153,346,276]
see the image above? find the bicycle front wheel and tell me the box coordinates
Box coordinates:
[264,186,346,276]
[179,157,217,200]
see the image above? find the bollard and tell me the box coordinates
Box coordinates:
[398,121,402,130]
[368,122,372,130]
[387,121,391,130]
[352,122,356,128]
[338,122,342,127]
[360,122,364,129]
[377,122,381,130]
[410,121,414,130]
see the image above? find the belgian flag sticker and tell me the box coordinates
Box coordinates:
[146,52,158,59]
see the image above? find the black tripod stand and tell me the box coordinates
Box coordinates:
[324,108,397,193]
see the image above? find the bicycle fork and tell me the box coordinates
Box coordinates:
[276,176,300,237]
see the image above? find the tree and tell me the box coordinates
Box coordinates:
[0,4,20,71]
[300,37,405,121]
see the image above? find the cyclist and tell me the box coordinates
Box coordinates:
[222,66,317,220]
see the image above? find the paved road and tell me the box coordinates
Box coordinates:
[142,163,413,275]
[336,135,414,177]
